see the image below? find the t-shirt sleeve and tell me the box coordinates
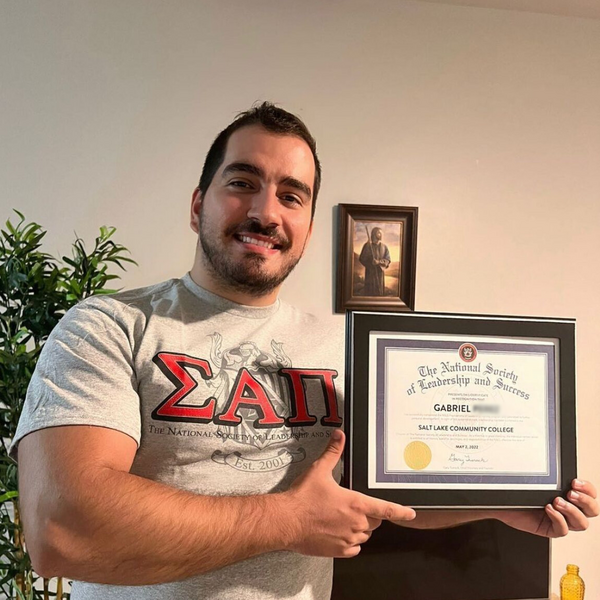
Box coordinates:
[10,299,141,459]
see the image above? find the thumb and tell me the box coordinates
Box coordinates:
[314,429,345,472]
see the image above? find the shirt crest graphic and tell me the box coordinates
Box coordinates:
[207,333,307,472]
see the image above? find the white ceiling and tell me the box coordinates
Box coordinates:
[413,0,600,20]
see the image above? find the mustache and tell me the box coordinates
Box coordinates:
[225,220,290,249]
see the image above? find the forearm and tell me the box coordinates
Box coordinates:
[21,427,419,585]
[31,468,293,585]
[394,509,502,529]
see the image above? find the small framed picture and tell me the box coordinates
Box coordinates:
[336,204,418,313]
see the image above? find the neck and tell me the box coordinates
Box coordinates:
[189,260,280,307]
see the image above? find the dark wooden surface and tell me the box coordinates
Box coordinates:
[332,519,550,600]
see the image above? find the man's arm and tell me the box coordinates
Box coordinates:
[19,427,414,585]
[394,510,499,530]
[393,480,598,537]
[379,244,391,268]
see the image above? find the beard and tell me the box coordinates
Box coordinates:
[198,208,306,297]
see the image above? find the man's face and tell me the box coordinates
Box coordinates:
[191,125,315,298]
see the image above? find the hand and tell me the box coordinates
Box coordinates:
[500,479,599,538]
[284,430,416,557]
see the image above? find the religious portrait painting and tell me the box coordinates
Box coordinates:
[336,204,418,313]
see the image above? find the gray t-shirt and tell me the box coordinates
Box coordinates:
[12,274,345,600]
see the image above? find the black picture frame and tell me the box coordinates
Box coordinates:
[336,204,418,313]
[344,310,577,508]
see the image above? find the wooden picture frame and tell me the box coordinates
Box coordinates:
[336,204,418,313]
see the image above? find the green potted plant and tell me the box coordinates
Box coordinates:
[0,211,136,599]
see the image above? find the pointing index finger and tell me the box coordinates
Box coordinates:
[363,496,416,522]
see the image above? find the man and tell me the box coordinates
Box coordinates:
[13,103,598,600]
[358,226,390,296]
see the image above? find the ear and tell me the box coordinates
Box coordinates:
[190,188,202,233]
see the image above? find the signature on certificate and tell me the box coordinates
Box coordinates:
[448,453,489,468]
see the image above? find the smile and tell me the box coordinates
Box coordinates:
[235,234,283,251]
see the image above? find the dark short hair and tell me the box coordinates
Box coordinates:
[198,102,321,219]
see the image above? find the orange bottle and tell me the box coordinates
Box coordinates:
[560,564,585,600]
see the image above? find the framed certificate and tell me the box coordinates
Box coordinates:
[344,311,577,508]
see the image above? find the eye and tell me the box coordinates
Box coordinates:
[229,179,253,189]
[280,194,302,205]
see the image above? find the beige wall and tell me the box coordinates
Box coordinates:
[2,0,599,596]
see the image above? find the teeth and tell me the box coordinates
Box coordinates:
[241,235,275,249]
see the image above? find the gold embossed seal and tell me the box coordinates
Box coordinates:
[404,441,432,470]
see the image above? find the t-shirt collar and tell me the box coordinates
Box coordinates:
[181,272,281,319]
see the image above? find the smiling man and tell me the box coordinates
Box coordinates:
[12,103,417,600]
[12,103,598,600]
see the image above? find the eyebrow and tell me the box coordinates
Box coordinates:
[281,176,312,200]
[222,162,263,179]
[221,162,312,200]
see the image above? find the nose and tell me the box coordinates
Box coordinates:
[246,186,282,228]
